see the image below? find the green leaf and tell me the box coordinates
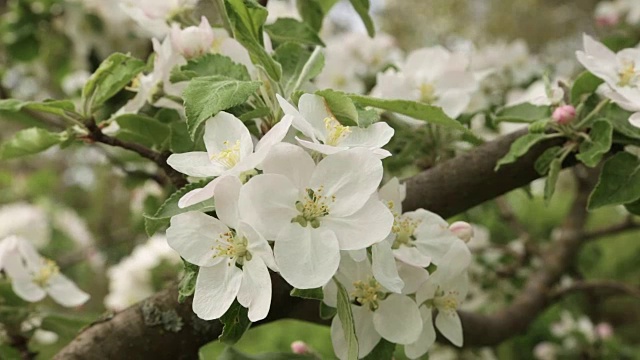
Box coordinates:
[319,302,337,320]
[348,0,375,37]
[170,122,196,153]
[576,120,612,167]
[115,114,170,149]
[274,44,324,97]
[316,89,359,126]
[82,53,145,114]
[494,103,551,123]
[335,279,358,360]
[348,94,467,132]
[40,313,93,339]
[624,199,640,216]
[0,99,77,117]
[183,76,262,140]
[544,157,562,204]
[171,54,251,82]
[296,0,324,32]
[225,0,282,81]
[290,287,324,300]
[495,133,547,170]
[0,128,66,160]
[361,339,395,360]
[265,18,324,48]
[217,346,314,360]
[143,180,216,236]
[238,107,271,122]
[588,152,640,210]
[356,106,380,127]
[571,71,604,105]
[602,105,640,140]
[534,146,562,175]
[317,0,341,12]
[220,301,252,345]
[178,261,199,303]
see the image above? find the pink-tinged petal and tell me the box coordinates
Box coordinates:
[276,94,317,140]
[214,176,242,229]
[46,274,90,307]
[435,310,463,347]
[203,111,253,161]
[274,224,340,289]
[167,152,225,178]
[238,173,298,240]
[192,261,242,320]
[371,240,404,293]
[178,177,222,208]
[166,212,228,267]
[237,257,272,321]
[323,197,394,250]
[310,149,383,216]
[373,294,422,344]
[261,143,315,190]
[404,307,436,359]
[331,306,381,360]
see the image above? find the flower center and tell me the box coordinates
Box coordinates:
[618,60,639,87]
[351,277,383,311]
[32,259,60,287]
[292,187,334,228]
[213,230,251,265]
[323,117,351,146]
[432,289,460,315]
[419,82,438,104]
[211,140,241,169]
[333,75,347,88]
[391,214,420,249]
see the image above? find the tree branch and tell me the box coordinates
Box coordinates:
[550,280,640,301]
[583,217,640,242]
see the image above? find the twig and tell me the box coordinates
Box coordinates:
[584,217,640,242]
[550,280,640,301]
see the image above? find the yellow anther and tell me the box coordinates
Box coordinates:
[618,60,639,87]
[391,214,421,249]
[433,291,460,315]
[351,277,382,311]
[32,259,60,287]
[419,82,438,104]
[213,231,251,264]
[292,186,334,227]
[211,140,241,168]
[323,117,351,146]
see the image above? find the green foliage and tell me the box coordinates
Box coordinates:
[178,261,199,303]
[265,18,324,48]
[217,347,314,360]
[316,89,359,126]
[274,45,324,97]
[576,120,612,167]
[40,313,93,339]
[588,152,640,210]
[115,114,170,149]
[336,280,359,360]
[170,122,197,153]
[290,287,324,300]
[0,128,66,160]
[361,339,395,360]
[319,302,337,320]
[494,103,551,123]
[571,71,603,105]
[81,53,145,115]
[534,146,562,175]
[171,54,251,82]
[348,0,375,37]
[220,301,252,345]
[544,157,562,204]
[495,133,547,170]
[182,75,262,139]
[602,104,640,140]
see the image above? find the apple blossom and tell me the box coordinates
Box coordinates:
[167,112,292,208]
[0,202,49,249]
[552,105,577,125]
[276,94,394,158]
[239,143,394,289]
[119,0,198,37]
[170,17,215,59]
[167,176,277,321]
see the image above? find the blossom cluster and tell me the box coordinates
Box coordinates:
[594,0,640,27]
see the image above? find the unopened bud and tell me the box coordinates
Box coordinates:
[552,105,576,125]
[595,322,613,339]
[449,221,474,243]
[291,341,310,354]
[170,16,215,59]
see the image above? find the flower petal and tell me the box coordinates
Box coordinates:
[340,122,394,149]
[323,197,394,250]
[371,241,404,293]
[3,255,46,302]
[404,307,436,359]
[192,261,242,320]
[373,294,422,344]
[239,221,277,271]
[237,257,272,322]
[331,306,381,360]
[261,143,315,191]
[298,94,334,141]
[393,246,432,268]
[178,177,222,208]
[296,138,347,156]
[435,310,463,347]
[46,274,90,307]
[274,223,340,289]
[378,177,406,213]
[397,262,430,295]
[166,212,228,267]
[203,111,253,162]
[214,176,242,229]
[276,94,317,140]
[167,152,225,178]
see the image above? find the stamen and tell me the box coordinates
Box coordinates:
[351,277,383,311]
[391,214,421,249]
[212,231,251,265]
[419,82,438,104]
[32,259,60,287]
[618,60,639,87]
[291,186,334,227]
[324,117,351,146]
[211,140,241,169]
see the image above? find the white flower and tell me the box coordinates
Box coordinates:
[119,0,198,37]
[324,255,423,359]
[372,46,478,122]
[167,176,277,321]
[0,203,49,249]
[505,79,564,107]
[239,143,394,289]
[170,16,215,59]
[0,236,89,307]
[576,34,640,127]
[168,112,292,208]
[277,94,394,158]
[405,240,471,358]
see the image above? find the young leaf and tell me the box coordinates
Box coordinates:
[219,301,252,345]
[544,157,562,204]
[82,53,145,114]
[316,89,359,126]
[182,76,262,140]
[576,120,612,167]
[319,302,337,320]
[588,152,640,210]
[624,199,640,216]
[494,103,551,123]
[296,0,324,32]
[335,279,359,360]
[0,128,66,160]
[495,133,547,170]
[290,287,324,300]
[0,99,77,118]
[265,18,324,48]
[115,114,170,149]
[534,146,562,175]
[169,122,196,153]
[178,261,199,303]
[274,44,324,97]
[348,0,375,37]
[170,54,251,82]
[571,71,604,105]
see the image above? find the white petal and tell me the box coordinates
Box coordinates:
[310,149,383,216]
[214,176,242,229]
[192,261,242,320]
[274,224,340,289]
[347,249,367,262]
[322,280,338,308]
[261,143,315,190]
[296,138,347,156]
[405,47,450,80]
[435,311,463,347]
[378,177,406,212]
[276,94,317,140]
[415,280,438,305]
[46,274,90,307]
[323,197,394,250]
[178,177,222,208]
[203,111,253,162]
[166,212,228,267]
[404,307,436,359]
[298,94,334,141]
[340,122,394,149]
[397,262,430,295]
[238,173,298,240]
[166,152,225,178]
[373,294,422,344]
[371,241,404,293]
[239,221,277,271]
[254,114,293,154]
[630,112,640,128]
[393,246,432,268]
[331,306,381,360]
[237,257,272,322]
[431,240,471,285]
[3,255,45,302]
[437,91,470,119]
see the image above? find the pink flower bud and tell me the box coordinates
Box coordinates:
[170,16,215,59]
[596,15,619,27]
[552,105,576,125]
[291,341,310,354]
[449,221,474,243]
[595,322,613,339]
